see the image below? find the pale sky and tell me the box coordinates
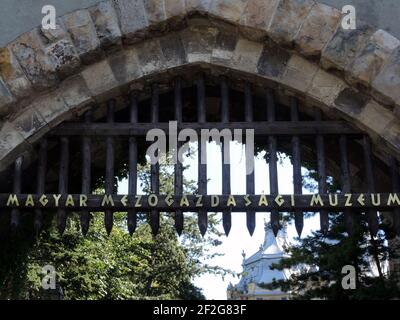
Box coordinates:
[119,141,320,300]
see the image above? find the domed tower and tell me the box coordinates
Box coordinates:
[227,222,291,300]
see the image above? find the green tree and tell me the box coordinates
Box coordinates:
[0,153,229,300]
[262,169,400,300]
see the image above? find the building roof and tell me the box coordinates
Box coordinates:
[232,223,290,294]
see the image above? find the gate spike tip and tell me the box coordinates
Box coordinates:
[175,211,184,236]
[295,212,303,238]
[320,222,328,236]
[127,211,137,236]
[10,209,20,232]
[347,228,354,237]
[58,224,66,236]
[295,224,303,238]
[105,223,113,236]
[128,212,136,237]
[223,213,231,237]
[369,225,378,238]
[81,222,89,237]
[175,224,184,236]
[10,222,18,236]
[247,224,255,237]
[223,225,231,237]
[368,211,379,238]
[105,211,114,236]
[105,225,113,236]
[10,221,18,232]
[272,224,280,237]
[198,211,207,237]
[345,213,354,237]
[247,211,256,236]
[128,223,136,236]
[199,225,207,237]
[34,222,42,238]
[151,224,159,237]
[57,208,68,236]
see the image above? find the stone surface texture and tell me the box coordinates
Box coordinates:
[62,9,102,63]
[294,2,341,56]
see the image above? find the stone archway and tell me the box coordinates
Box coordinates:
[0,0,399,173]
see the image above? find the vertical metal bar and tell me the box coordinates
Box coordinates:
[390,156,400,237]
[197,76,208,236]
[267,90,280,236]
[58,137,69,235]
[34,139,47,235]
[291,97,303,237]
[105,100,115,235]
[245,83,256,236]
[363,135,379,236]
[81,111,92,236]
[340,135,353,235]
[315,108,329,235]
[174,78,183,123]
[128,94,138,236]
[10,156,23,230]
[221,78,231,236]
[150,85,160,236]
[174,78,184,235]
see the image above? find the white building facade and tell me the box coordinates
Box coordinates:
[227,223,291,300]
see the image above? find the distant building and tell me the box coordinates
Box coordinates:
[227,223,291,300]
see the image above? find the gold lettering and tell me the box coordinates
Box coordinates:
[244,195,251,207]
[258,195,268,207]
[65,195,75,207]
[6,194,19,207]
[227,195,236,207]
[371,193,381,206]
[357,194,365,206]
[165,194,174,207]
[25,194,34,207]
[310,194,324,206]
[196,195,203,207]
[148,194,158,207]
[388,193,400,206]
[121,195,128,207]
[180,195,189,207]
[345,194,352,207]
[211,195,219,207]
[135,195,142,207]
[53,194,62,207]
[101,195,115,207]
[80,195,88,207]
[39,194,48,207]
[275,195,284,207]
[329,194,338,206]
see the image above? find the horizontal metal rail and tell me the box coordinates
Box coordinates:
[2,193,400,211]
[50,121,360,136]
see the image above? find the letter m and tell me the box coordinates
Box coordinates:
[7,194,19,206]
[101,195,115,207]
[388,193,400,206]
[310,194,324,206]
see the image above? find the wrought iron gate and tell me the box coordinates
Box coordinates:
[1,75,400,238]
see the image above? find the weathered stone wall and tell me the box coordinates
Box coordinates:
[0,0,399,174]
[0,0,399,47]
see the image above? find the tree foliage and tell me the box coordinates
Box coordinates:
[262,169,400,300]
[0,153,229,300]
